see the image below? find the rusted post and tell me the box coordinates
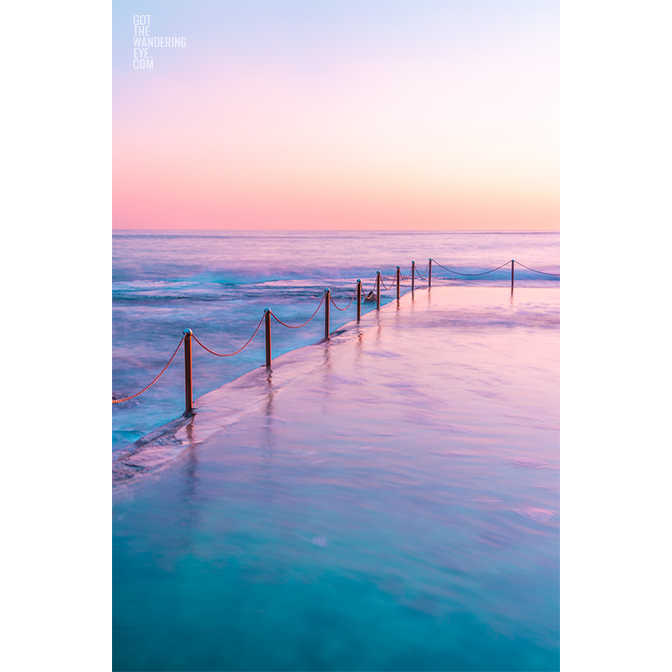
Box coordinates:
[376,272,381,309]
[264,309,272,369]
[411,261,415,293]
[396,266,400,300]
[356,279,361,321]
[183,328,193,415]
[511,260,515,292]
[324,289,330,340]
[429,259,432,288]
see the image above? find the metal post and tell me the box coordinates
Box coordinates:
[324,289,330,340]
[264,309,272,369]
[428,259,432,288]
[376,272,381,309]
[356,280,361,321]
[396,266,400,300]
[511,260,514,292]
[183,328,193,415]
[411,261,415,293]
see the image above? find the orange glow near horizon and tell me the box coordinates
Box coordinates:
[113,2,558,230]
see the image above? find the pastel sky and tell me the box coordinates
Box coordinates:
[113,1,559,230]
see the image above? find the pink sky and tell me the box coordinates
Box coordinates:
[113,2,558,230]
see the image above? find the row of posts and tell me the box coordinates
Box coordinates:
[181,259,516,415]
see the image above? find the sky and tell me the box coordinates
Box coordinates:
[113,0,559,230]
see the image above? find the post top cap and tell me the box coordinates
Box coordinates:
[183,328,192,335]
[357,278,361,283]
[264,307,270,312]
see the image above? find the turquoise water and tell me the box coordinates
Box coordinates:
[113,286,559,671]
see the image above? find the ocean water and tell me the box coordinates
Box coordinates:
[113,231,559,452]
[113,285,559,671]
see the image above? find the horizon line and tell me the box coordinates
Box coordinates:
[112,228,560,233]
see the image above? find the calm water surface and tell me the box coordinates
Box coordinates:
[113,283,559,671]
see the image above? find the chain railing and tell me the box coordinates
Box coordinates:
[113,259,559,414]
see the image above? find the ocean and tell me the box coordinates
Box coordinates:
[112,230,559,453]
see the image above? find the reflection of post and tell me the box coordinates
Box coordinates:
[428,259,432,289]
[264,309,272,369]
[321,339,333,409]
[356,280,361,321]
[261,371,276,490]
[396,266,400,300]
[411,261,415,293]
[185,416,194,446]
[511,260,515,293]
[376,272,381,309]
[324,289,330,340]
[183,328,193,415]
[178,421,198,539]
